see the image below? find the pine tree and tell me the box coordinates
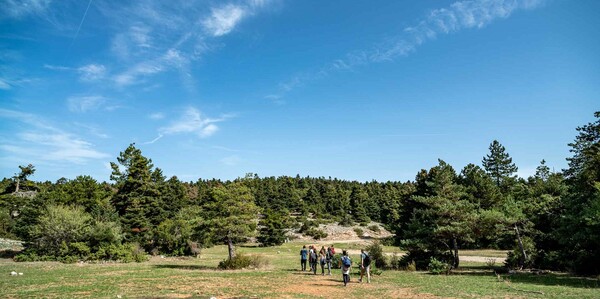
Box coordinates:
[401,160,476,269]
[482,140,518,187]
[110,144,161,245]
[349,185,370,224]
[199,182,259,260]
[558,111,600,274]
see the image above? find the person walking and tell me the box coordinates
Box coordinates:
[359,249,371,283]
[319,246,327,275]
[340,250,352,286]
[326,245,333,275]
[300,245,308,271]
[310,247,318,274]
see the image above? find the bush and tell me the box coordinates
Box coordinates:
[218,253,269,270]
[406,260,417,272]
[399,246,454,271]
[338,214,354,227]
[354,228,364,237]
[304,227,328,240]
[368,224,380,233]
[388,252,402,270]
[91,243,148,263]
[504,236,537,269]
[153,218,193,256]
[380,236,396,246]
[365,241,387,269]
[428,257,450,275]
[29,205,92,256]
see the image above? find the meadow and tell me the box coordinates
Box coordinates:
[1,241,599,299]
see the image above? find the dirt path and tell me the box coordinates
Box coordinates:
[277,274,441,299]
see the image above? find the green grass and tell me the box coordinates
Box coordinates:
[1,242,598,298]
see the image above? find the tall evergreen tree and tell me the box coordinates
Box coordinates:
[401,160,476,269]
[110,144,161,245]
[349,185,370,224]
[558,111,600,274]
[482,140,518,187]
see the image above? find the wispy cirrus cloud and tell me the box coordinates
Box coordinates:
[145,107,233,144]
[0,79,11,90]
[44,63,107,82]
[67,95,107,112]
[77,64,106,81]
[0,0,52,19]
[103,0,276,87]
[0,108,109,164]
[267,0,547,101]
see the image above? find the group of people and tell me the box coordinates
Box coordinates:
[300,245,371,286]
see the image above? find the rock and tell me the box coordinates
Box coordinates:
[10,271,17,276]
[18,273,23,275]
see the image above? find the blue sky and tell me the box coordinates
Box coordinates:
[1,0,598,183]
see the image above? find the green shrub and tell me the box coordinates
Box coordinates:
[59,255,79,264]
[338,214,354,227]
[428,257,450,275]
[153,218,193,255]
[406,260,417,272]
[29,205,92,256]
[304,227,328,240]
[365,241,387,269]
[368,224,380,233]
[380,236,396,246]
[14,251,54,262]
[91,243,148,263]
[389,252,402,270]
[504,237,537,269]
[354,228,364,237]
[218,253,269,270]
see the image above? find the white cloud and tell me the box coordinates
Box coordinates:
[77,64,106,81]
[44,64,71,71]
[130,25,153,48]
[101,1,276,88]
[0,79,11,90]
[67,95,106,112]
[44,63,107,82]
[0,109,109,164]
[20,132,109,163]
[202,4,247,37]
[156,107,230,140]
[269,0,546,98]
[149,112,165,120]
[0,0,52,19]
[113,49,187,86]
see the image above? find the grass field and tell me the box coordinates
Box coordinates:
[1,241,598,298]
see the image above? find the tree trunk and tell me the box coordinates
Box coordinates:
[452,238,460,269]
[227,234,235,260]
[514,224,527,269]
[15,178,20,193]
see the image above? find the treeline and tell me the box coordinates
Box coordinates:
[0,112,598,275]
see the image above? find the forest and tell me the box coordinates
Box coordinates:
[1,111,598,275]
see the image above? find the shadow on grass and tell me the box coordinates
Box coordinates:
[153,264,215,271]
[449,267,600,289]
[0,249,19,259]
